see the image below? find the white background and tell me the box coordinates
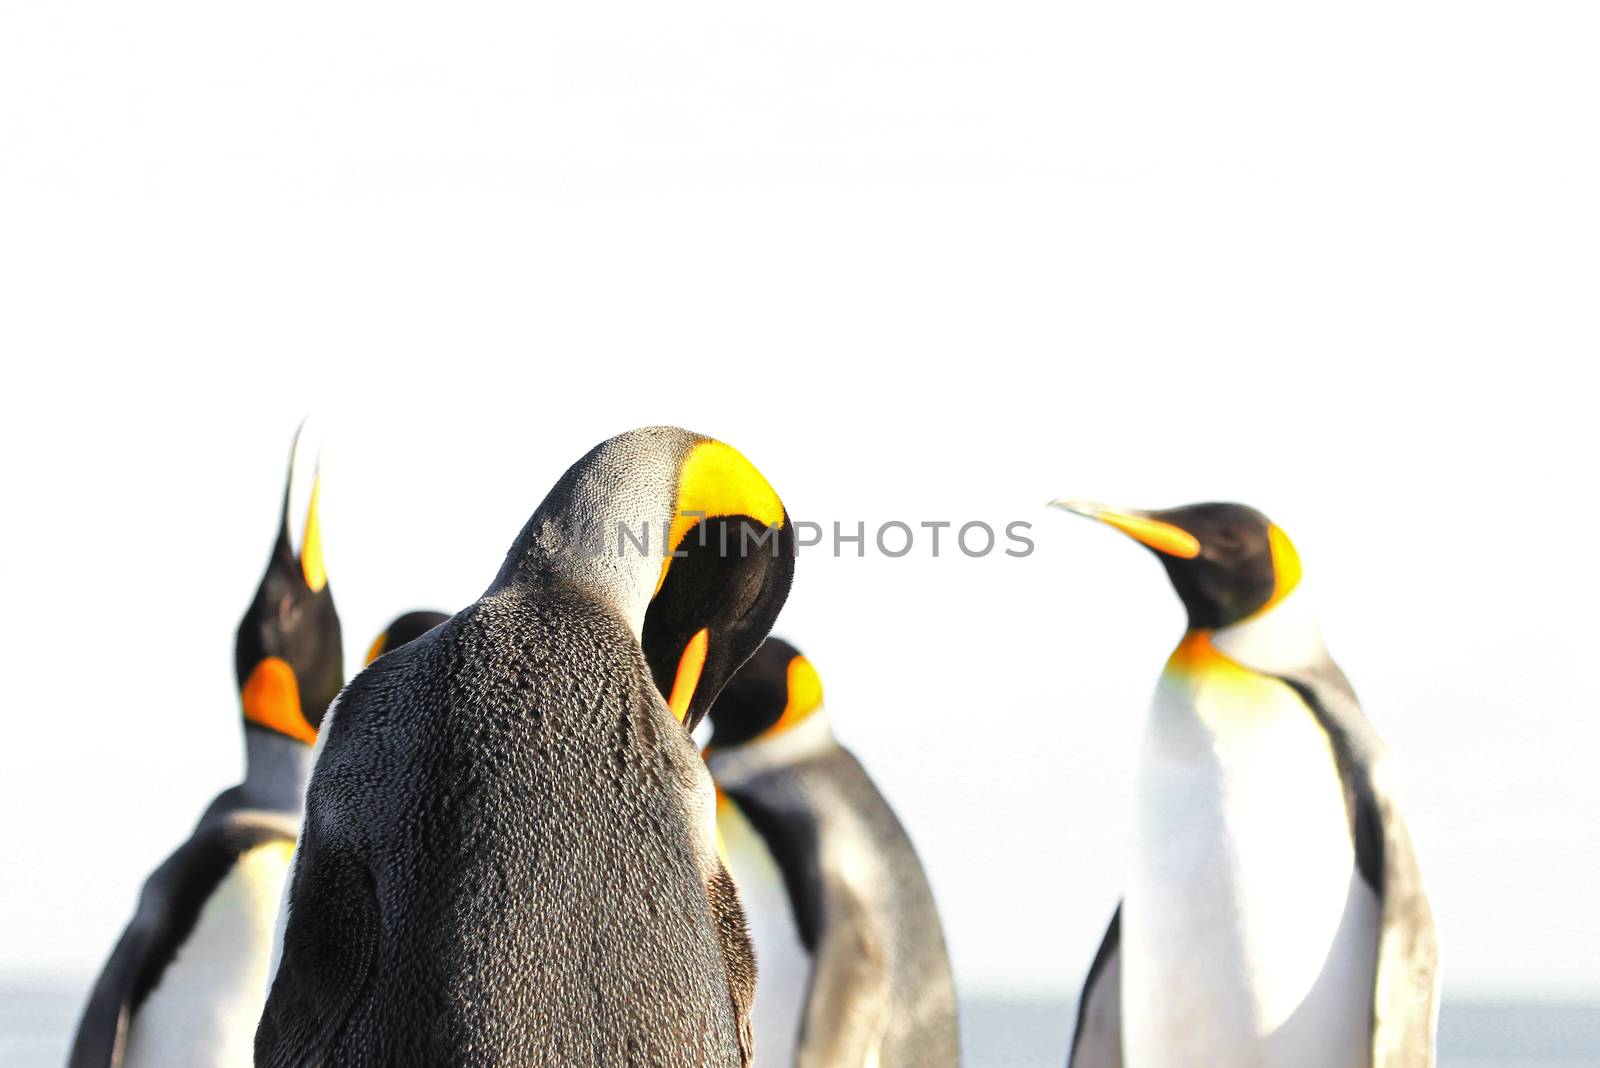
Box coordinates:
[2,1,1596,1004]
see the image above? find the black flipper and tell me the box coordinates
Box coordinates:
[67,815,296,1068]
[1278,662,1441,1068]
[1067,905,1123,1068]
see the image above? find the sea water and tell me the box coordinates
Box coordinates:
[4,981,1595,1066]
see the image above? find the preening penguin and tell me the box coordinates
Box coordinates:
[1051,501,1439,1068]
[68,427,344,1068]
[256,426,795,1068]
[706,639,960,1068]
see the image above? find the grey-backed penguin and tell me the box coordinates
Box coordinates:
[705,638,960,1068]
[1051,500,1439,1068]
[256,426,796,1068]
[68,427,344,1068]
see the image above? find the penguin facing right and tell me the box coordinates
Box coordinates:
[1051,500,1439,1068]
[706,638,961,1068]
[257,426,796,1068]
[68,426,344,1068]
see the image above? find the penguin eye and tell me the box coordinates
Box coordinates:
[1211,527,1243,553]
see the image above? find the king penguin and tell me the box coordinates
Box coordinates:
[1050,500,1439,1068]
[705,638,960,1068]
[68,426,344,1068]
[256,426,796,1068]
[361,610,450,667]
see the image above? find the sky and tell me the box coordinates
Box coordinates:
[2,1,1597,1003]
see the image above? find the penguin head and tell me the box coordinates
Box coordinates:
[705,637,827,750]
[1051,499,1302,630]
[496,426,797,732]
[234,426,344,745]
[364,610,451,666]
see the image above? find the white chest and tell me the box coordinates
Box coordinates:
[123,840,295,1068]
[1122,642,1378,1068]
[718,796,811,1067]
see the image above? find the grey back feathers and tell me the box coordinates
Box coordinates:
[258,426,792,1067]
[258,596,746,1065]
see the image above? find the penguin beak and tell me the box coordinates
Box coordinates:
[297,474,328,592]
[665,628,711,725]
[285,418,329,593]
[1049,499,1202,559]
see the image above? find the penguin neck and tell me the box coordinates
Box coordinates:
[237,724,315,812]
[707,708,835,790]
[489,440,690,640]
[1206,586,1328,677]
[489,519,660,640]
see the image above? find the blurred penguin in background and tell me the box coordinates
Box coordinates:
[362,610,450,667]
[69,426,344,1068]
[706,638,960,1068]
[257,426,795,1067]
[1052,500,1438,1068]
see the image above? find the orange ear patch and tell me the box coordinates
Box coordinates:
[241,656,317,744]
[766,654,825,737]
[363,632,388,667]
[667,628,711,723]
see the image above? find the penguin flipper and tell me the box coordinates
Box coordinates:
[1367,798,1441,1067]
[1067,905,1124,1068]
[794,892,890,1068]
[66,926,136,1068]
[1280,666,1441,1067]
[68,815,294,1068]
[705,862,759,1065]
[255,832,380,1067]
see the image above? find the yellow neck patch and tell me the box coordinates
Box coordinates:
[1164,631,1274,709]
[1163,629,1303,732]
[1263,523,1302,613]
[241,656,317,744]
[299,476,328,592]
[763,654,825,739]
[667,627,711,723]
[656,440,786,595]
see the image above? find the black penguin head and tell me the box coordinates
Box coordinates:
[364,609,451,666]
[705,637,826,750]
[235,426,344,745]
[1051,499,1303,631]
[495,426,797,733]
